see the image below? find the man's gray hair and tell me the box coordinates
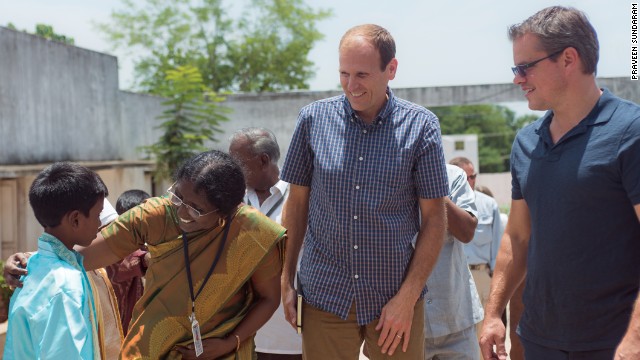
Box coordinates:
[449,156,473,167]
[230,127,280,163]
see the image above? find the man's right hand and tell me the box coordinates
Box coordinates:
[281,281,298,330]
[4,253,30,288]
[479,315,508,360]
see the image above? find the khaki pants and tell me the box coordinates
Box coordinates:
[301,300,425,360]
[469,265,491,358]
[509,281,526,360]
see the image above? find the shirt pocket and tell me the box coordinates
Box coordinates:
[373,148,414,188]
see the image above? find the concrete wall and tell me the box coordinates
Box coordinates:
[0,27,120,164]
[442,134,479,168]
[476,172,512,211]
[117,91,165,160]
[3,26,638,167]
[216,91,340,162]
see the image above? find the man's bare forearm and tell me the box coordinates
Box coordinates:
[280,184,310,287]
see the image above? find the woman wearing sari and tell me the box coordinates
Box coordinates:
[69,150,284,359]
[109,151,285,359]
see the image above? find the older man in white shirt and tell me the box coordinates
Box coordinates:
[449,157,502,348]
[229,127,300,360]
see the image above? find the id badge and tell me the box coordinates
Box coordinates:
[191,315,204,357]
[296,294,303,334]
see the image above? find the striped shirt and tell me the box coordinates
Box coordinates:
[281,88,448,325]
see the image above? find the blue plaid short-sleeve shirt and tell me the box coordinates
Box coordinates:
[281,88,448,325]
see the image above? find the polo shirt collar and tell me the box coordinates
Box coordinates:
[535,88,615,143]
[343,87,396,125]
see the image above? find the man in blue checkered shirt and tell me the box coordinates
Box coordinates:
[280,24,449,359]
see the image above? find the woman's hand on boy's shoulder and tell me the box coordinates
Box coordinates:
[4,252,31,288]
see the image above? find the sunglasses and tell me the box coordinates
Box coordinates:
[511,49,564,77]
[166,184,218,218]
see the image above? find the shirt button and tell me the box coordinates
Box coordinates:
[355,185,360,190]
[353,215,358,220]
[426,299,432,304]
[354,274,359,279]
[358,156,363,161]
[363,129,367,134]
[354,245,359,249]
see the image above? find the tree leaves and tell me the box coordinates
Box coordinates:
[432,104,536,173]
[96,0,332,94]
[139,65,230,181]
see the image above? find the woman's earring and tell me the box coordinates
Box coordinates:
[218,216,226,228]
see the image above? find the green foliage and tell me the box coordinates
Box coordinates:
[431,104,537,173]
[35,24,75,45]
[5,23,75,45]
[0,260,15,306]
[96,0,332,94]
[140,65,230,181]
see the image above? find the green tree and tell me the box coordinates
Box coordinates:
[140,65,230,181]
[96,0,332,95]
[432,104,537,173]
[5,23,75,45]
[35,24,75,45]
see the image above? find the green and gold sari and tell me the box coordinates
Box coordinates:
[101,197,286,359]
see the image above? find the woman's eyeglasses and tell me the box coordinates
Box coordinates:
[166,185,218,218]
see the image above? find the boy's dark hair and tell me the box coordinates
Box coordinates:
[29,162,108,228]
[116,189,151,215]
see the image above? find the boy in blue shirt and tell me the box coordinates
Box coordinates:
[4,162,108,359]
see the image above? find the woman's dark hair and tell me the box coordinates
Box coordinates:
[174,150,245,214]
[29,162,108,228]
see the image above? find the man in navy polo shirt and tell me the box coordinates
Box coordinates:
[480,6,640,360]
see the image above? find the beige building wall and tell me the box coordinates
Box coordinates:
[476,172,512,210]
[0,180,19,259]
[0,163,153,259]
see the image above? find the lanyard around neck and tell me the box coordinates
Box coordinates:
[182,215,233,315]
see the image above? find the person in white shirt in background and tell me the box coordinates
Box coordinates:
[423,164,483,360]
[229,127,300,360]
[449,157,503,349]
[475,188,525,360]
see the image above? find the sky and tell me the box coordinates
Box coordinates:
[0,0,635,115]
